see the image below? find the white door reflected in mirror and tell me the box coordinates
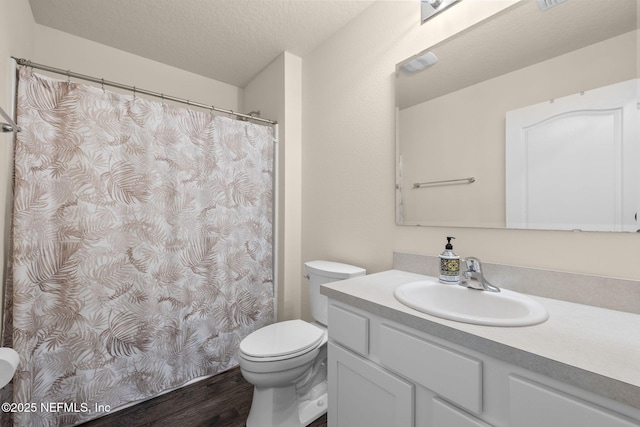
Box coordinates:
[506,79,639,232]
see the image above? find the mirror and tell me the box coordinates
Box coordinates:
[396,0,639,231]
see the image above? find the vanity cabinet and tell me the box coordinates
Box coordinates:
[326,301,640,427]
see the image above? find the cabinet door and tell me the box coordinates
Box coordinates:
[328,342,414,427]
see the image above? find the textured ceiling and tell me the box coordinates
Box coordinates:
[28,0,375,87]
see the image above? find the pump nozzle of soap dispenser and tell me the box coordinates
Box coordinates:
[445,236,454,249]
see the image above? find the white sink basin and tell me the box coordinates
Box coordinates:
[394,280,549,327]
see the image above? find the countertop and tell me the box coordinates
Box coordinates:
[320,269,640,410]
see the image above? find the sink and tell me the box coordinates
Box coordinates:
[394,280,548,327]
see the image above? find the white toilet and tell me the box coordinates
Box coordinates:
[239,260,365,427]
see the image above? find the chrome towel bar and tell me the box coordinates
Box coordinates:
[413,177,475,188]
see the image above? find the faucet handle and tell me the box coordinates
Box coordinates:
[462,257,482,273]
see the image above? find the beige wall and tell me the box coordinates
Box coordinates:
[301,1,640,321]
[244,52,303,321]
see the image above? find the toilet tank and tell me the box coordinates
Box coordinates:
[304,260,366,326]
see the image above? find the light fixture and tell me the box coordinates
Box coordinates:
[536,0,568,12]
[421,0,461,23]
[399,51,438,74]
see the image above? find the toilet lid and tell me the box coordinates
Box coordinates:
[240,320,325,358]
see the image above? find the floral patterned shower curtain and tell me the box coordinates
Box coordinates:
[2,67,274,426]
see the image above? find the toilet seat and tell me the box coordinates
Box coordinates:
[240,320,326,362]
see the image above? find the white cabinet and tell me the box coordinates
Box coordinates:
[328,342,414,427]
[327,300,640,427]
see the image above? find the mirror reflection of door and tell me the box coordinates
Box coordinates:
[396,0,638,230]
[506,79,639,232]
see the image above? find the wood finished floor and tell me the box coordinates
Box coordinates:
[80,367,327,427]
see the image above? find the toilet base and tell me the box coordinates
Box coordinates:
[246,381,327,427]
[298,381,328,426]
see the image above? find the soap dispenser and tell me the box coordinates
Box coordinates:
[439,236,460,284]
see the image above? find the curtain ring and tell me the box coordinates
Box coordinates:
[66,70,71,84]
[133,86,136,100]
[101,78,105,94]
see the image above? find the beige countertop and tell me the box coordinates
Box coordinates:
[321,269,640,410]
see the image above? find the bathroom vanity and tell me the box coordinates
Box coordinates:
[321,269,640,427]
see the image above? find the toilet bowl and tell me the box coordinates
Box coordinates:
[239,260,365,427]
[0,348,19,388]
[239,320,328,427]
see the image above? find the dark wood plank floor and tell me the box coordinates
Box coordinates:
[80,367,327,427]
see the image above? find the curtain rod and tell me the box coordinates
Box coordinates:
[11,57,277,125]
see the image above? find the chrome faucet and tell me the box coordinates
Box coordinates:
[460,257,500,292]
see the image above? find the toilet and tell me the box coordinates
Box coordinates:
[239,260,366,427]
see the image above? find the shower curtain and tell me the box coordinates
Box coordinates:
[2,67,275,426]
